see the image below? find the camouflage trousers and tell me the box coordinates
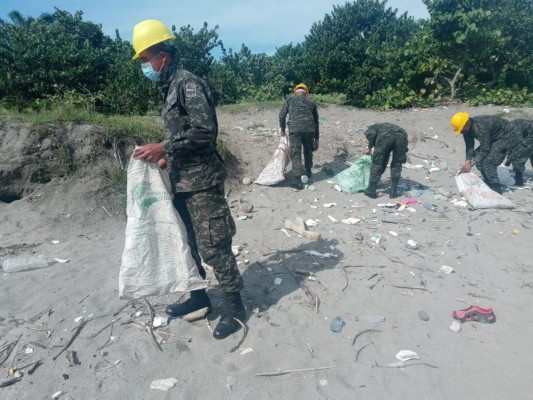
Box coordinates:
[172,184,243,292]
[370,132,408,183]
[474,139,508,186]
[509,134,533,173]
[289,131,314,179]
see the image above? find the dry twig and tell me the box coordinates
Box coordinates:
[229,318,248,353]
[53,321,87,361]
[354,342,373,363]
[352,329,382,346]
[256,365,337,377]
[143,299,163,352]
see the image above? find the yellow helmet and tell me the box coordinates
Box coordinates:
[451,112,469,134]
[293,83,309,94]
[132,19,174,60]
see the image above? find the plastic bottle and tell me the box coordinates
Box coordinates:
[422,203,438,212]
[1,255,49,273]
[330,316,345,333]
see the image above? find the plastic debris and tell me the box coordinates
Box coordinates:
[242,176,253,185]
[395,350,420,362]
[371,233,382,245]
[449,321,461,332]
[51,240,60,245]
[51,391,63,399]
[25,347,34,354]
[74,316,84,323]
[330,316,345,333]
[236,215,248,220]
[324,202,337,208]
[319,379,328,386]
[273,277,283,286]
[451,199,468,207]
[153,315,170,328]
[304,250,337,259]
[357,315,385,323]
[440,265,454,274]
[422,203,438,212]
[54,258,70,263]
[328,215,338,223]
[406,239,418,249]
[231,246,241,256]
[305,219,318,227]
[341,218,361,225]
[150,378,178,392]
[389,231,398,237]
[239,348,254,356]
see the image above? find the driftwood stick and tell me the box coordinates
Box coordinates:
[352,329,382,346]
[341,267,349,292]
[0,377,21,388]
[256,365,337,377]
[375,361,439,369]
[15,359,43,372]
[113,300,135,317]
[229,318,248,353]
[89,319,121,340]
[27,360,43,375]
[370,276,384,290]
[354,342,373,363]
[53,321,87,361]
[9,334,23,369]
[143,299,163,352]
[388,285,428,291]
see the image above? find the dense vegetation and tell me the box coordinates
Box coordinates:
[0,0,531,113]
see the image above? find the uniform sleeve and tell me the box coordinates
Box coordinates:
[313,104,319,140]
[279,100,289,131]
[463,131,475,160]
[365,129,378,150]
[164,79,217,156]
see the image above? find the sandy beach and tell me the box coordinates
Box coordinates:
[1,104,532,400]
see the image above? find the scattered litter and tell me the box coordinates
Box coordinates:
[150,378,178,392]
[304,250,337,259]
[422,203,438,212]
[232,246,241,256]
[285,220,321,240]
[239,348,254,356]
[370,233,382,245]
[319,379,328,386]
[324,203,337,208]
[51,391,63,399]
[404,162,424,170]
[357,316,385,323]
[242,176,253,185]
[451,199,468,207]
[74,316,84,323]
[513,229,520,235]
[280,228,291,237]
[418,311,430,321]
[406,239,418,249]
[389,231,398,236]
[153,315,169,328]
[305,219,318,227]
[406,207,417,213]
[449,321,461,332]
[273,277,283,286]
[395,350,420,362]
[54,258,70,263]
[236,215,248,220]
[327,215,338,223]
[25,347,34,354]
[429,167,440,173]
[51,240,60,245]
[400,198,418,206]
[330,316,345,333]
[341,218,361,225]
[440,265,455,274]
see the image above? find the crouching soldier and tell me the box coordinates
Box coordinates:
[363,123,408,199]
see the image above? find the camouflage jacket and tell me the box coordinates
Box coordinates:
[364,123,408,150]
[279,95,319,139]
[463,115,510,162]
[506,118,533,159]
[159,65,226,193]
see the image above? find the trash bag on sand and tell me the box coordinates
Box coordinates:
[455,172,515,209]
[332,155,372,194]
[119,155,207,299]
[254,136,290,186]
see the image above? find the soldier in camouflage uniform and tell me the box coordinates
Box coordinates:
[451,113,512,194]
[279,83,319,188]
[505,119,533,186]
[130,20,244,340]
[363,123,408,199]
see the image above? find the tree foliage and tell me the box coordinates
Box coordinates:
[0,2,531,113]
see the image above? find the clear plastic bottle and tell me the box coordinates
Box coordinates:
[1,255,49,273]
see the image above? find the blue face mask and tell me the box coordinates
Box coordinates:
[140,53,163,82]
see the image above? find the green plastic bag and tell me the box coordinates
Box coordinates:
[332,155,372,194]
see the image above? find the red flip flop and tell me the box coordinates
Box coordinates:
[452,306,495,324]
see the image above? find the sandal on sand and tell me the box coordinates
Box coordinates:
[452,306,495,324]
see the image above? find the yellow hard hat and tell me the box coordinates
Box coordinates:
[132,19,174,60]
[293,83,309,94]
[450,112,469,134]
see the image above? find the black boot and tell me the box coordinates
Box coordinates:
[364,181,378,199]
[488,183,503,194]
[166,289,211,321]
[514,171,524,186]
[389,178,400,199]
[213,292,246,340]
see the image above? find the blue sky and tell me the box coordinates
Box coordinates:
[0,0,429,54]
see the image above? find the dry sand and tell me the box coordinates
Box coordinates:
[1,104,532,400]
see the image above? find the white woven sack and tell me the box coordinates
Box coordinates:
[254,136,290,186]
[119,155,208,299]
[455,172,515,209]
